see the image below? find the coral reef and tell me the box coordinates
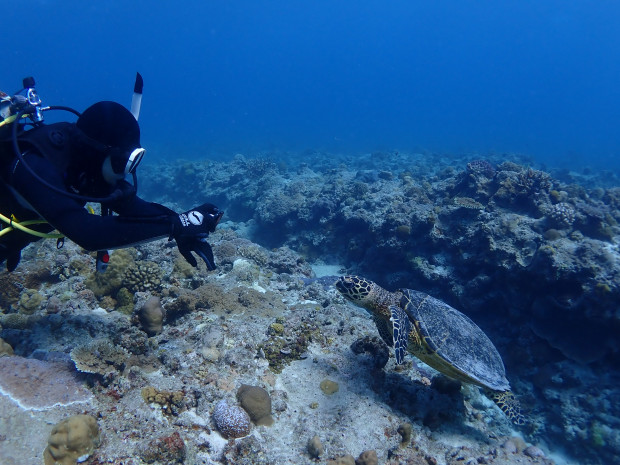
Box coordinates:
[123,260,164,293]
[139,431,186,464]
[43,414,100,465]
[307,435,323,459]
[1,151,618,465]
[320,379,340,395]
[546,201,576,228]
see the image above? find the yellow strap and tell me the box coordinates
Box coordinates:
[0,113,24,128]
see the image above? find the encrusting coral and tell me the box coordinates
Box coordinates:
[137,296,164,336]
[236,384,274,426]
[43,414,100,465]
[0,337,13,356]
[141,386,186,416]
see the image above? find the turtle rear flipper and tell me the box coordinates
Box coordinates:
[489,390,526,426]
[390,305,411,365]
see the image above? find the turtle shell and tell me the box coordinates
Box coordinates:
[399,289,510,391]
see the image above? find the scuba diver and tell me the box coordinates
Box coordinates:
[0,76,223,272]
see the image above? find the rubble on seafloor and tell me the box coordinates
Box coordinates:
[0,150,619,465]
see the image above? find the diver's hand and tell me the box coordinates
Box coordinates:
[176,236,216,270]
[174,204,223,236]
[172,203,223,270]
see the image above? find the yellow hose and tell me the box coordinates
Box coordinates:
[0,212,64,239]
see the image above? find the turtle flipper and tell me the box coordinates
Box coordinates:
[489,390,526,426]
[390,305,411,365]
[372,315,394,347]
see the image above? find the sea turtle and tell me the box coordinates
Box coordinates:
[335,275,525,425]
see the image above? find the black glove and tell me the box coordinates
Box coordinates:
[172,203,223,270]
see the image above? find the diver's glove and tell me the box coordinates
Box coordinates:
[171,203,223,270]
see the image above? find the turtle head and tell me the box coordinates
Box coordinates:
[335,276,376,308]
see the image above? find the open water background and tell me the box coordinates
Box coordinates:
[2,1,620,171]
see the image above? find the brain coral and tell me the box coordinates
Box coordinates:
[43,414,100,465]
[213,399,251,439]
[123,260,164,293]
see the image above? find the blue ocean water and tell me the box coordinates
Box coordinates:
[3,1,620,170]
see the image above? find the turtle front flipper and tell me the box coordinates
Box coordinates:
[488,390,526,426]
[390,305,411,365]
[372,315,394,348]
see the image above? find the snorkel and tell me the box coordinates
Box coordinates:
[130,72,143,120]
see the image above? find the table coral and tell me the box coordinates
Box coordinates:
[0,356,92,410]
[70,339,129,377]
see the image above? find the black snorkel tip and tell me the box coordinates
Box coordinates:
[134,73,143,94]
[22,76,36,89]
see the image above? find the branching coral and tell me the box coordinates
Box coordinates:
[547,202,576,228]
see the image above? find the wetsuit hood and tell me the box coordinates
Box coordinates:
[76,101,140,153]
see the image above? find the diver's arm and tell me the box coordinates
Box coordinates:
[10,155,174,250]
[103,180,177,217]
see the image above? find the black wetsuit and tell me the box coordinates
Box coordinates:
[0,122,175,270]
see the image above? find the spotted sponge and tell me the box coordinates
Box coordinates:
[213,399,251,439]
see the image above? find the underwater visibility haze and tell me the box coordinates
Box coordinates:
[1,2,620,465]
[2,0,620,170]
